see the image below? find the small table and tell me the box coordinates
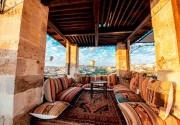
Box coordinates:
[90,80,107,98]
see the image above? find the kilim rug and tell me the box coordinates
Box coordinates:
[59,90,126,125]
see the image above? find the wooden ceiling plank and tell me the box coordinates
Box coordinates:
[53,16,92,21]
[131,3,149,26]
[105,0,112,27]
[80,36,86,45]
[113,0,126,27]
[109,0,120,26]
[50,13,92,19]
[122,0,139,26]
[48,20,69,46]
[59,23,93,27]
[56,20,92,24]
[79,36,85,45]
[93,0,99,46]
[72,36,78,44]
[88,35,91,45]
[49,3,92,12]
[117,0,132,26]
[85,35,89,45]
[124,14,151,43]
[126,0,145,26]
[66,37,73,44]
[47,0,93,7]
[101,0,106,24]
[64,30,132,36]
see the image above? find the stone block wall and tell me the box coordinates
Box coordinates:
[0,0,48,124]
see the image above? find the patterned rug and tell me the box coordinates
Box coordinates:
[60,90,126,125]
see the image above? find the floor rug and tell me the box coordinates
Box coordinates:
[60,90,126,125]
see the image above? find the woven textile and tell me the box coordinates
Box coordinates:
[60,90,126,125]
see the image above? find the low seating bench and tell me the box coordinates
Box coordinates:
[30,73,180,125]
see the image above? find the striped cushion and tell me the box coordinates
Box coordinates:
[109,74,117,85]
[44,77,69,102]
[30,101,69,119]
[146,80,173,120]
[113,84,132,93]
[55,87,83,104]
[115,92,144,103]
[119,102,164,125]
[139,77,150,100]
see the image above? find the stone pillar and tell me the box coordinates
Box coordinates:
[151,0,180,119]
[116,42,130,72]
[0,0,48,124]
[66,43,79,77]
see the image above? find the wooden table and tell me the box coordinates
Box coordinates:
[90,80,107,98]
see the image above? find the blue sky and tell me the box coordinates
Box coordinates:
[45,35,156,66]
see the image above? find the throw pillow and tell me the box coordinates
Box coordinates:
[146,80,173,120]
[30,101,69,119]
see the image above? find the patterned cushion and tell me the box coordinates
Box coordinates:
[129,72,146,93]
[121,71,132,87]
[129,72,139,93]
[113,84,132,93]
[146,80,173,120]
[119,102,164,125]
[115,92,144,103]
[30,101,69,119]
[67,77,73,87]
[109,74,117,85]
[56,87,83,104]
[44,77,69,102]
[139,77,150,100]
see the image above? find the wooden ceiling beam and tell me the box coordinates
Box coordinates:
[126,0,145,26]
[64,30,132,36]
[122,0,139,26]
[52,16,92,21]
[105,0,112,27]
[109,0,120,26]
[124,14,151,43]
[114,0,126,27]
[58,23,93,27]
[118,1,132,26]
[56,20,92,25]
[93,0,99,46]
[100,0,106,24]
[49,9,91,17]
[48,20,69,47]
[50,13,92,19]
[49,4,92,12]
[44,0,93,7]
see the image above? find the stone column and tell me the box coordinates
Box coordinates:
[116,42,130,83]
[116,42,130,72]
[0,0,48,124]
[66,43,79,77]
[151,0,180,119]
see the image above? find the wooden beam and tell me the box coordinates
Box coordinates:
[124,14,151,43]
[46,0,93,7]
[49,5,91,13]
[48,20,69,46]
[64,31,133,36]
[93,0,99,46]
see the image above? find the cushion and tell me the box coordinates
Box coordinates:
[109,74,117,85]
[30,101,69,119]
[121,71,132,87]
[44,77,69,102]
[139,77,150,100]
[146,80,173,120]
[55,87,83,104]
[44,79,56,102]
[113,84,132,93]
[115,91,144,103]
[129,72,139,93]
[119,102,164,125]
